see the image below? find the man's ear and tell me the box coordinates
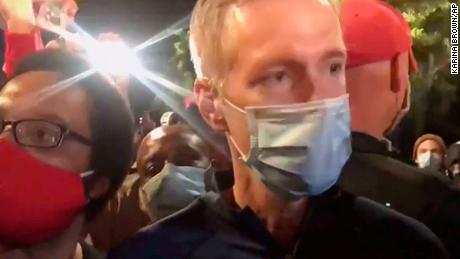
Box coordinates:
[390,52,410,94]
[194,79,228,132]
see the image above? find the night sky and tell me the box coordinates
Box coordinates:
[78,0,196,45]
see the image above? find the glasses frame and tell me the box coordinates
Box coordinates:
[1,119,92,149]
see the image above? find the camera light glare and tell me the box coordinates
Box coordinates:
[86,41,142,76]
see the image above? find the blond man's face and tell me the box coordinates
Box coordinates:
[213,0,346,156]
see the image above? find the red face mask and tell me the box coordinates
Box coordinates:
[0,140,89,246]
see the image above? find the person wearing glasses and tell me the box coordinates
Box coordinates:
[0,49,133,259]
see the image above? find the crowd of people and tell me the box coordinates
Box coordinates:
[0,0,459,258]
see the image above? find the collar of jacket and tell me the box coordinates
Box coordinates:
[351,132,394,156]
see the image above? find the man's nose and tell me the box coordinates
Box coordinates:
[295,76,315,103]
[299,74,340,103]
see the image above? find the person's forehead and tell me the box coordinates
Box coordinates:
[0,72,62,108]
[138,129,166,158]
[0,71,90,127]
[419,139,441,149]
[223,0,343,59]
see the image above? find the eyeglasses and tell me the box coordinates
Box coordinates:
[0,119,92,148]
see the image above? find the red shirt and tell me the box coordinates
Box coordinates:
[3,30,43,77]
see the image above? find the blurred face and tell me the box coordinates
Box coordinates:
[136,128,166,180]
[217,0,346,156]
[0,72,92,174]
[416,139,443,161]
[451,163,460,177]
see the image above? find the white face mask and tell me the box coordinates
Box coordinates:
[225,94,352,199]
[417,152,442,171]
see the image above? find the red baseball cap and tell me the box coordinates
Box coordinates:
[342,0,418,73]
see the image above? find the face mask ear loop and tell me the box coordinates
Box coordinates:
[225,132,250,162]
[80,170,95,178]
[214,77,246,115]
[223,97,246,114]
[80,170,95,205]
[218,79,249,162]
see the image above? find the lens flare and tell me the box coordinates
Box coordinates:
[13,69,96,114]
[34,13,211,142]
[135,68,192,97]
[133,14,191,52]
[86,41,142,75]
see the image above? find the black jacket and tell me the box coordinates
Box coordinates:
[108,188,447,259]
[339,132,460,258]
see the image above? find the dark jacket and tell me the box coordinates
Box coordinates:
[339,132,460,258]
[108,188,447,259]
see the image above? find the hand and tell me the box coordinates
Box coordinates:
[36,0,78,30]
[1,0,78,33]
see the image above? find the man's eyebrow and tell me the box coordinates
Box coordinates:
[319,49,347,61]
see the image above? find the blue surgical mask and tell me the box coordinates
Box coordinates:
[140,163,207,220]
[417,152,442,171]
[225,95,352,199]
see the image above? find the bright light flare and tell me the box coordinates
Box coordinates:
[86,41,143,76]
[133,73,229,159]
[37,20,141,77]
[133,14,191,52]
[36,15,197,125]
[13,69,96,114]
[132,73,193,128]
[34,15,230,159]
[135,68,192,97]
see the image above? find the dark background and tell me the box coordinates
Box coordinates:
[78,0,195,46]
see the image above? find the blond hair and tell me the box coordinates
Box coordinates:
[189,0,338,82]
[189,0,242,82]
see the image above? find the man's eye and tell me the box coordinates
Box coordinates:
[330,63,343,75]
[257,70,293,89]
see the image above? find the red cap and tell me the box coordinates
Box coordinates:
[342,0,418,73]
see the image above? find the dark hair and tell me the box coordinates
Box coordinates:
[12,49,134,219]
